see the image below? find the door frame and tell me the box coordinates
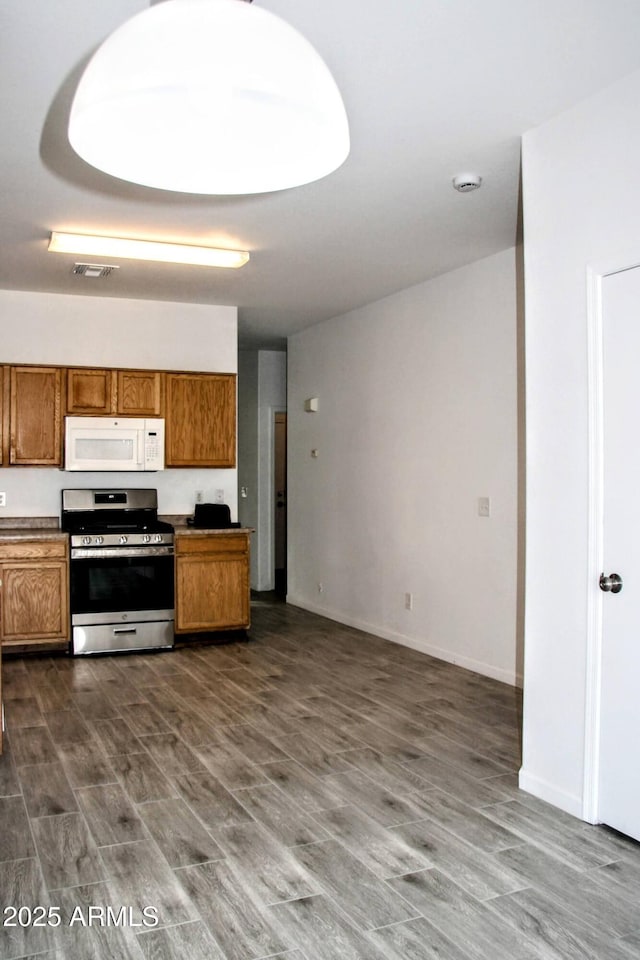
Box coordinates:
[584,253,640,822]
[256,403,282,591]
[273,410,287,595]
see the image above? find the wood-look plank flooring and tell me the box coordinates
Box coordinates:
[1,599,640,960]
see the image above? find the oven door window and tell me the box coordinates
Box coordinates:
[71,555,174,614]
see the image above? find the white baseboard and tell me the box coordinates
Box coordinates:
[286,594,518,687]
[518,767,584,819]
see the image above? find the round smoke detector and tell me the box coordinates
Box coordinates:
[453,173,482,193]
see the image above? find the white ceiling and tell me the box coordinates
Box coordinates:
[3,1,640,348]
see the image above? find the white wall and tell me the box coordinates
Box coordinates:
[0,290,238,518]
[520,67,640,816]
[288,248,519,684]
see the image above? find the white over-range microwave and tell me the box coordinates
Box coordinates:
[64,416,165,472]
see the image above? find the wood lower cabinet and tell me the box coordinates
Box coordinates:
[0,539,69,650]
[5,366,63,465]
[175,532,250,633]
[166,373,236,467]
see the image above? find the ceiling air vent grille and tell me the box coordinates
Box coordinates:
[72,262,119,279]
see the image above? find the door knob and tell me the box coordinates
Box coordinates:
[599,572,623,593]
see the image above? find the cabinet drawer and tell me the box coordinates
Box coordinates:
[0,539,68,561]
[176,534,248,556]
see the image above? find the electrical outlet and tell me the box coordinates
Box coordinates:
[478,496,491,517]
[317,582,324,593]
[404,592,413,610]
[214,489,225,503]
[0,492,6,507]
[195,490,204,503]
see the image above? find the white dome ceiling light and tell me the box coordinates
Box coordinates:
[452,173,482,193]
[68,0,350,195]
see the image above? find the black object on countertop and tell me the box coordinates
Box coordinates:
[187,503,240,528]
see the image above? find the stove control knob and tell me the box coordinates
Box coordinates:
[82,536,91,546]
[142,534,151,544]
[154,534,163,543]
[95,536,104,545]
[119,535,128,545]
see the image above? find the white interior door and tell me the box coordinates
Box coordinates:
[599,265,640,841]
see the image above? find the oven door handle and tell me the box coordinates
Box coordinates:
[112,626,138,635]
[70,545,174,560]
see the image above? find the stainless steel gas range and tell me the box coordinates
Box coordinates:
[61,488,174,655]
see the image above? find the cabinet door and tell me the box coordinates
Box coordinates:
[175,534,249,632]
[66,368,114,414]
[10,366,62,465]
[176,555,249,631]
[0,365,5,465]
[116,370,163,416]
[0,560,68,643]
[165,373,236,467]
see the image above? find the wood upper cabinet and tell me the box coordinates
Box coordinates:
[175,532,250,633]
[116,370,163,416]
[0,365,4,466]
[0,538,69,649]
[7,366,62,465]
[1,363,234,467]
[67,368,114,414]
[165,372,236,467]
[66,368,163,417]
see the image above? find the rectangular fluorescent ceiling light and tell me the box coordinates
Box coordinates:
[48,231,250,268]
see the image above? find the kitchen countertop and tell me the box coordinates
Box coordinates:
[0,518,64,541]
[169,521,252,536]
[0,517,252,540]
